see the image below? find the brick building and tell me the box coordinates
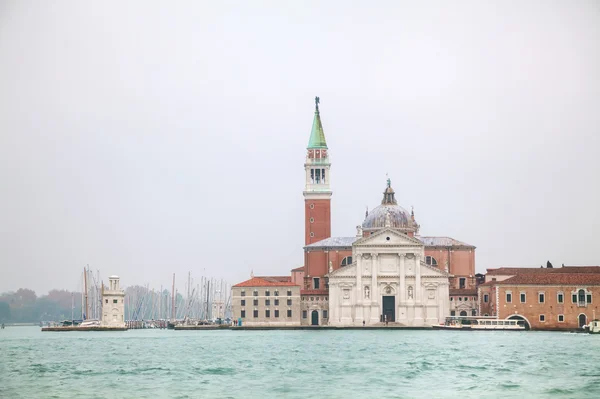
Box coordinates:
[231,277,300,326]
[478,266,600,330]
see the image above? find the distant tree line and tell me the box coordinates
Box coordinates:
[0,289,83,323]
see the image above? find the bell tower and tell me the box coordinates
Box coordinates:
[303,97,332,245]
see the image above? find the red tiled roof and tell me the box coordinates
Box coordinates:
[233,277,298,287]
[449,289,478,296]
[486,266,600,275]
[256,276,291,282]
[301,289,328,295]
[291,266,304,272]
[496,273,600,286]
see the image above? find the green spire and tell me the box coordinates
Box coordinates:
[307,96,328,149]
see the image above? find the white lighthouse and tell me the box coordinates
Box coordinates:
[101,275,126,328]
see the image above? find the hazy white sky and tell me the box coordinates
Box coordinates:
[1,1,599,294]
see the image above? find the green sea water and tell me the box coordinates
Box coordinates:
[1,327,599,398]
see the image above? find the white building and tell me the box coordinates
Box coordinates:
[101,275,126,328]
[327,184,450,326]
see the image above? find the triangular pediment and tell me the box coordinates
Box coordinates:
[328,263,357,278]
[353,228,424,248]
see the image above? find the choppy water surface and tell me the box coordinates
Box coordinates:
[1,327,599,398]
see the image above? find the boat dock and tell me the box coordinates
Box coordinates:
[42,326,127,332]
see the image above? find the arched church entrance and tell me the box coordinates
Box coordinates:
[507,315,531,330]
[459,311,467,317]
[311,310,319,326]
[578,314,587,328]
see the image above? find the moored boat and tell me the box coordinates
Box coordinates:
[588,320,600,334]
[433,316,525,331]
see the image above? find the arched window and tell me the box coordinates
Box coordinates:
[425,256,438,266]
[459,311,467,317]
[578,289,586,305]
[341,256,353,267]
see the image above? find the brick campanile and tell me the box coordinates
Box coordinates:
[303,96,332,245]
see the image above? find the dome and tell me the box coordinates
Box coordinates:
[362,180,418,232]
[363,204,411,229]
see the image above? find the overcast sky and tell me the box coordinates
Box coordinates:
[1,1,599,294]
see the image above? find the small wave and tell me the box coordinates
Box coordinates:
[196,367,235,375]
[544,387,576,395]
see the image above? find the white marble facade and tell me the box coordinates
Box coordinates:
[328,228,450,326]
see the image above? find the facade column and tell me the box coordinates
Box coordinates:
[414,253,423,324]
[415,253,421,304]
[399,254,406,304]
[370,253,380,323]
[355,254,363,324]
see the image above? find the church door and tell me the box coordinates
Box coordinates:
[382,296,395,322]
[311,310,319,326]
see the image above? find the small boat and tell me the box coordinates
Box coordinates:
[588,320,600,334]
[79,320,101,327]
[433,316,525,331]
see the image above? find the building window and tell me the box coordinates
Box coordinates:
[557,293,564,304]
[539,293,545,303]
[241,290,246,297]
[287,309,292,317]
[471,310,477,316]
[310,217,314,223]
[287,290,292,296]
[323,310,328,319]
[450,311,456,316]
[253,290,258,297]
[587,294,592,304]
[113,299,118,304]
[425,256,438,266]
[253,299,258,306]
[341,256,352,267]
[572,293,578,304]
[558,314,564,322]
[265,310,270,318]
[459,278,466,289]
[265,299,270,306]
[484,294,489,303]
[253,310,258,318]
[520,293,526,303]
[310,203,315,209]
[241,299,245,306]
[578,289,586,306]
[313,278,320,289]
[459,297,462,301]
[241,310,246,318]
[506,293,512,303]
[274,290,279,296]
[274,309,279,318]
[539,314,545,322]
[274,299,279,306]
[302,310,307,319]
[105,299,108,304]
[287,299,292,306]
[450,297,453,301]
[310,232,315,237]
[265,290,270,297]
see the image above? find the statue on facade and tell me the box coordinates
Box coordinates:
[356,225,363,237]
[387,177,391,188]
[364,286,370,299]
[408,285,414,299]
[384,210,391,228]
[328,260,333,273]
[315,96,320,111]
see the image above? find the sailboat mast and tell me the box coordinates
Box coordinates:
[171,273,175,321]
